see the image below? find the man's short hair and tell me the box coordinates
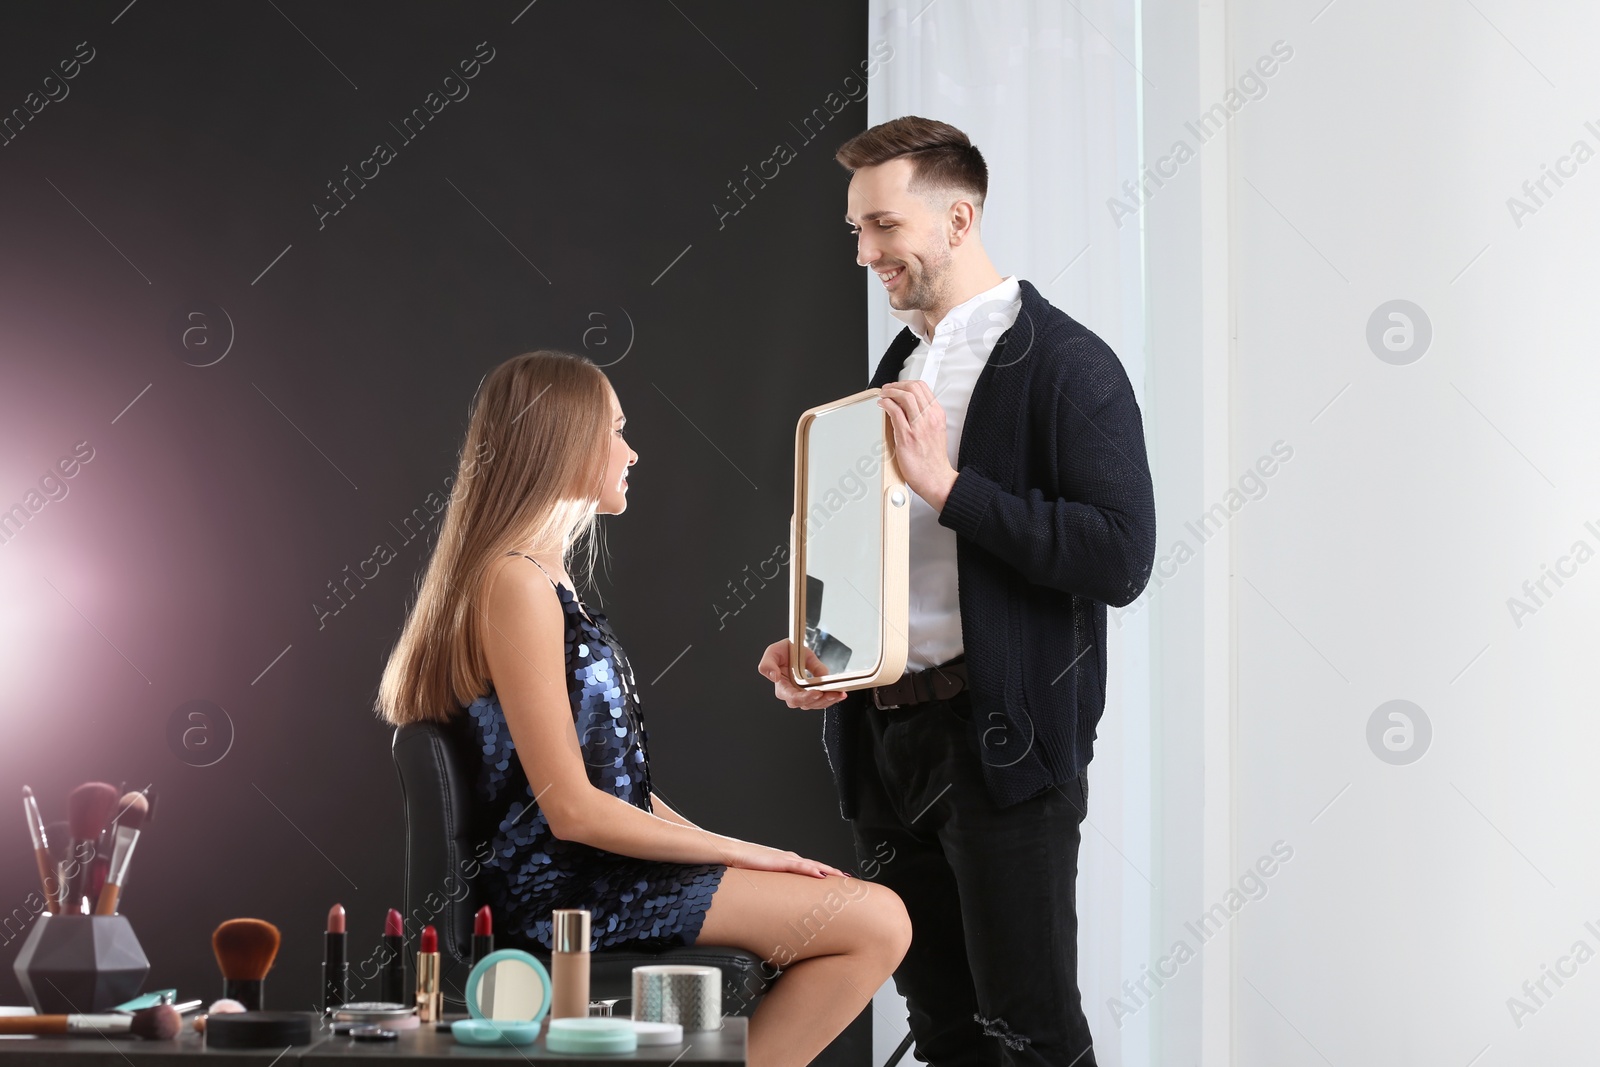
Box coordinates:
[835,115,988,214]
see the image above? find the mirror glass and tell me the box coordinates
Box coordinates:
[799,397,888,681]
[471,952,548,1021]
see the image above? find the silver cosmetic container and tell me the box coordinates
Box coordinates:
[630,965,722,1031]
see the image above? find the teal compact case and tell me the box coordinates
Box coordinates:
[111,989,177,1012]
[452,1018,543,1045]
[451,949,553,1047]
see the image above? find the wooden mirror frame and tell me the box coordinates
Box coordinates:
[787,388,910,692]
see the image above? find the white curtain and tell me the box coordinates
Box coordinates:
[864,2,1151,1065]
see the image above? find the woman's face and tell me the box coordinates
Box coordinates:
[595,384,637,515]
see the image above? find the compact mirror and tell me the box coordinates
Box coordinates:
[465,949,551,1023]
[789,388,909,691]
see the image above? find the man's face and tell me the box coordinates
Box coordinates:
[846,158,954,313]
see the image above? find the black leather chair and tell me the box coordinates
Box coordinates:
[392,716,775,1016]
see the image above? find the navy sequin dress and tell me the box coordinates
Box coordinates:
[465,556,726,951]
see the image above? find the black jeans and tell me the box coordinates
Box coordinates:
[848,688,1096,1067]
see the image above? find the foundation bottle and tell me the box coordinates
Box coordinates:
[550,909,591,1019]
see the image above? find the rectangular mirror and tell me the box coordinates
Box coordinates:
[788,388,909,692]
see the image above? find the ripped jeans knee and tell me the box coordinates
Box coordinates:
[973,1011,1031,1051]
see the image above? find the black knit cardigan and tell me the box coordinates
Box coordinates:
[820,279,1158,815]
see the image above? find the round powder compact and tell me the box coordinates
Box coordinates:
[206,1011,316,1050]
[546,1017,639,1054]
[632,1020,684,1046]
[350,1025,398,1042]
[331,1002,419,1029]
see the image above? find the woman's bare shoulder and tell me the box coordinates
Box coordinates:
[482,552,563,628]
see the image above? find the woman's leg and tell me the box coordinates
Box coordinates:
[696,869,911,1067]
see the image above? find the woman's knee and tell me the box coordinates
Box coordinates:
[784,875,910,961]
[700,871,909,966]
[852,880,912,965]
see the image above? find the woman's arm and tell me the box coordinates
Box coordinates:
[481,559,809,870]
[649,793,700,830]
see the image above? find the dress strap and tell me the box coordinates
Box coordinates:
[522,554,598,626]
[522,554,559,590]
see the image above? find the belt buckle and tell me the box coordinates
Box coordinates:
[871,685,902,711]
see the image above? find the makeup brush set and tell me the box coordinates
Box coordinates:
[8,781,169,1035]
[22,781,155,918]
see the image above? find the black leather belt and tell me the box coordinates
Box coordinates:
[872,658,968,710]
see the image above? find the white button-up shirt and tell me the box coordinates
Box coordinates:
[888,274,1023,673]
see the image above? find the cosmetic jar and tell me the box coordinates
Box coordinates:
[546,1016,638,1054]
[631,965,722,1030]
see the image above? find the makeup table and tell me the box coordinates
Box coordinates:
[0,1017,747,1065]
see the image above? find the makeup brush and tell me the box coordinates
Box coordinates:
[139,784,158,825]
[0,1004,180,1039]
[22,787,62,914]
[121,783,157,825]
[43,820,74,917]
[87,786,151,909]
[66,782,118,914]
[93,791,150,915]
[212,919,281,1011]
[89,781,124,904]
[192,998,246,1034]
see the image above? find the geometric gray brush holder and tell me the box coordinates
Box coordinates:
[12,915,150,1014]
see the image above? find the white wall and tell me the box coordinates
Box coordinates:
[1142,0,1600,1062]
[1137,0,1233,1060]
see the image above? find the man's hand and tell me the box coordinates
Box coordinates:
[878,381,959,512]
[758,639,848,710]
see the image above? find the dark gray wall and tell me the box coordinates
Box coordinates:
[0,0,877,1048]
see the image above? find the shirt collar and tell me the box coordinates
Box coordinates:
[889,274,1021,344]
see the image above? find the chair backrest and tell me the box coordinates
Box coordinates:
[391,715,493,1007]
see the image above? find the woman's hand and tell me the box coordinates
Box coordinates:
[725,839,852,879]
[758,639,848,709]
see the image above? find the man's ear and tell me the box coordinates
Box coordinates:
[949,199,980,246]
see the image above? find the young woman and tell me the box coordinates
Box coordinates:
[377,351,910,1067]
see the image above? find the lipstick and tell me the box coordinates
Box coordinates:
[415,925,440,1023]
[380,908,406,1005]
[472,906,493,969]
[323,904,348,1011]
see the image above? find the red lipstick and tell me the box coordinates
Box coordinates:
[416,924,440,1022]
[472,905,493,968]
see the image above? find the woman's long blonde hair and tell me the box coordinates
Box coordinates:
[376,350,612,725]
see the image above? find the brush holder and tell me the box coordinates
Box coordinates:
[12,914,150,1013]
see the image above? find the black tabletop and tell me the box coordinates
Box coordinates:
[0,1018,746,1066]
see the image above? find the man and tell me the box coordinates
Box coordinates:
[759,116,1156,1066]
